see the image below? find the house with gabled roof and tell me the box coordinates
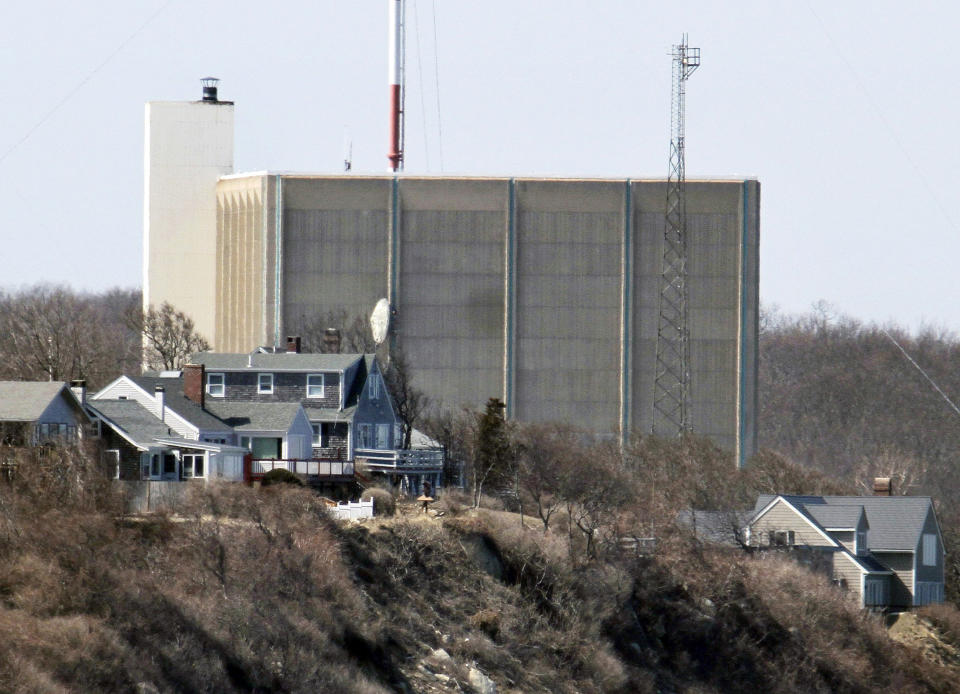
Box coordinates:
[0,381,92,447]
[184,338,443,494]
[746,489,944,609]
[88,398,248,482]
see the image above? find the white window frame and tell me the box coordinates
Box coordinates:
[207,373,225,397]
[856,529,867,555]
[369,375,379,400]
[923,533,938,566]
[258,373,274,394]
[358,424,373,449]
[307,374,325,398]
[376,423,391,449]
[311,423,323,447]
[181,453,205,479]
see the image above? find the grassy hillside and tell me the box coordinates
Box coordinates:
[0,446,958,693]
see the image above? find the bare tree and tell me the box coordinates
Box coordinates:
[514,423,580,531]
[295,309,379,354]
[380,348,429,449]
[0,285,141,387]
[129,302,210,371]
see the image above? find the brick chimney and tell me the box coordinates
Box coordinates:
[322,328,341,354]
[183,363,205,408]
[286,335,302,354]
[873,477,893,496]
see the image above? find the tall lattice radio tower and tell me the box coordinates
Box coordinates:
[653,36,700,437]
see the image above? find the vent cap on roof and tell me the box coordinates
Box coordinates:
[201,77,219,102]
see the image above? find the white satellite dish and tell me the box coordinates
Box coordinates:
[370,298,391,345]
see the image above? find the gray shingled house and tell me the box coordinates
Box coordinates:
[0,381,91,446]
[88,398,247,481]
[746,492,945,609]
[186,341,443,494]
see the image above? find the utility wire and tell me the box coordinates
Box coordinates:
[431,0,444,171]
[882,329,960,420]
[0,0,175,168]
[806,2,959,235]
[411,0,430,169]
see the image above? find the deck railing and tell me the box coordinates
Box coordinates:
[354,448,444,471]
[244,457,355,482]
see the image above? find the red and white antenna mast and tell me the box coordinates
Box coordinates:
[388,0,405,172]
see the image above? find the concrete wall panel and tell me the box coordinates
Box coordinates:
[211,175,759,461]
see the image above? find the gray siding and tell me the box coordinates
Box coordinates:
[215,371,341,407]
[915,508,944,588]
[873,552,913,608]
[750,500,834,547]
[354,364,399,449]
[831,530,855,554]
[831,552,864,601]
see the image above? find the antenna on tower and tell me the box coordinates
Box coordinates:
[653,35,700,438]
[388,0,406,172]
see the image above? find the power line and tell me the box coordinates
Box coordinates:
[431,0,444,171]
[411,0,430,169]
[806,2,959,236]
[882,329,960,420]
[0,0,175,169]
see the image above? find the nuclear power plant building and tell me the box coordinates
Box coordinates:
[143,91,759,464]
[211,174,759,464]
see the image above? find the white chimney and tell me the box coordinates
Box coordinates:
[155,385,166,422]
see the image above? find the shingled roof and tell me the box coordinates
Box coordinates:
[188,352,362,372]
[755,494,935,552]
[204,402,305,432]
[89,399,188,450]
[0,382,81,421]
[132,375,231,432]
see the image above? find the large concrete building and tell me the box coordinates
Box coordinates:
[142,87,234,339]
[213,174,759,464]
[144,93,760,464]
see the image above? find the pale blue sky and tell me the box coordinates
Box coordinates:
[1,1,956,333]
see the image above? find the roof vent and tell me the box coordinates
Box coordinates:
[201,77,219,102]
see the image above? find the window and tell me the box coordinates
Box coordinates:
[207,373,225,397]
[307,374,325,398]
[182,454,204,479]
[258,373,274,394]
[357,424,373,449]
[150,454,160,477]
[768,530,795,547]
[923,533,938,566]
[857,529,867,555]
[369,375,379,400]
[105,450,120,479]
[376,423,390,449]
[240,436,251,450]
[311,423,323,447]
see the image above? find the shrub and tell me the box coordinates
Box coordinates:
[260,468,304,487]
[362,488,395,516]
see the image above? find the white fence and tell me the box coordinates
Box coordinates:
[329,499,374,521]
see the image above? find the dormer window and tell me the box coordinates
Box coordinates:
[856,529,867,555]
[258,373,274,394]
[206,373,225,397]
[369,374,380,400]
[307,374,325,398]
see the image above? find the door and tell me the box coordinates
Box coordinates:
[162,453,178,480]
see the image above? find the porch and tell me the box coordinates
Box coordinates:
[243,456,355,483]
[355,448,444,472]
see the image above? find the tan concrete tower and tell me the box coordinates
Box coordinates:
[142,78,234,343]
